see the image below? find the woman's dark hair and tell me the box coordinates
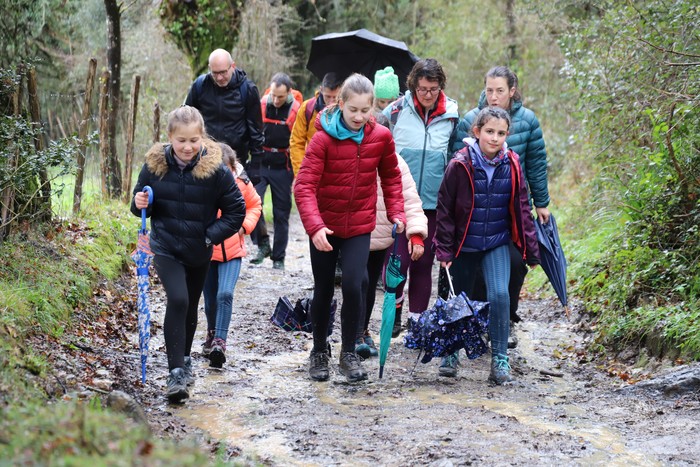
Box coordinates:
[485,66,522,102]
[406,58,447,93]
[472,107,511,134]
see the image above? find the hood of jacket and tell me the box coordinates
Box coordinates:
[145,139,223,180]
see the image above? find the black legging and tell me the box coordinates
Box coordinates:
[154,255,210,370]
[309,234,370,353]
[359,248,389,337]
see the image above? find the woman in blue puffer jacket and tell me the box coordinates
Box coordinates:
[449,66,551,338]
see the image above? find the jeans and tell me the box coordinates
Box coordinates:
[202,258,242,342]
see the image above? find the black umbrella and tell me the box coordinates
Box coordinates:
[306,29,419,92]
[535,214,568,312]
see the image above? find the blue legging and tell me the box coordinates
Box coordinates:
[202,258,242,342]
[450,243,511,358]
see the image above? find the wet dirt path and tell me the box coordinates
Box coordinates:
[144,213,700,466]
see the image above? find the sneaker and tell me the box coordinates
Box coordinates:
[183,356,195,386]
[309,348,330,381]
[339,351,368,382]
[209,338,227,368]
[391,302,403,338]
[251,240,271,265]
[355,337,372,359]
[166,368,189,402]
[489,354,514,385]
[202,329,215,356]
[362,332,379,358]
[272,260,285,270]
[438,352,460,377]
[508,322,518,349]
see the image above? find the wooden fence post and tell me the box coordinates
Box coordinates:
[122,74,141,201]
[0,68,24,241]
[73,58,97,215]
[153,102,160,144]
[98,70,110,197]
[27,67,51,220]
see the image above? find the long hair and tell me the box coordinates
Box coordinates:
[325,73,374,115]
[485,66,522,102]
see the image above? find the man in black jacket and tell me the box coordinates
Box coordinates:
[185,49,264,170]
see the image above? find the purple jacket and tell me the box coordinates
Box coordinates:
[434,147,540,265]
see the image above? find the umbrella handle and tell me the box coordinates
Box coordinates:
[141,186,153,231]
[444,265,455,298]
[391,223,399,256]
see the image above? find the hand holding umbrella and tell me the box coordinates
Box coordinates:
[131,186,153,383]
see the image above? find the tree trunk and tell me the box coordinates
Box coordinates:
[98,70,110,197]
[105,0,122,199]
[122,74,140,201]
[506,0,518,66]
[27,67,51,221]
[153,102,160,144]
[73,58,97,215]
[0,70,23,242]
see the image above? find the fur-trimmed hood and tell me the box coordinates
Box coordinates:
[144,139,223,180]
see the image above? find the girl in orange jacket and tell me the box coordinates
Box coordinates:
[202,143,262,368]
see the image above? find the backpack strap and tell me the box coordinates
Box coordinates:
[305,96,318,132]
[389,97,405,127]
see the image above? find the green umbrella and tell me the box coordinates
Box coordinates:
[379,225,405,378]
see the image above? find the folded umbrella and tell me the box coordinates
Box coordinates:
[379,225,405,378]
[404,267,490,364]
[535,214,568,312]
[131,186,153,383]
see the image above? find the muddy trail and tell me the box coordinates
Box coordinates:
[49,212,700,466]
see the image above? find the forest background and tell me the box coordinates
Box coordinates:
[0,0,698,463]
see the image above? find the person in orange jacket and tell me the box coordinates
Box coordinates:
[202,143,262,368]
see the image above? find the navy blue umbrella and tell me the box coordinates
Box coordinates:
[535,214,568,311]
[131,186,153,383]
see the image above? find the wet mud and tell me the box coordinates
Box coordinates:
[104,213,700,464]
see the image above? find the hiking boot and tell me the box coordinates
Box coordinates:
[209,338,227,368]
[355,337,372,359]
[508,322,518,349]
[166,368,189,403]
[438,352,460,377]
[251,239,271,264]
[362,331,379,358]
[202,329,215,357]
[309,348,330,381]
[339,351,368,382]
[183,356,195,386]
[489,354,514,385]
[392,302,403,338]
[272,260,285,270]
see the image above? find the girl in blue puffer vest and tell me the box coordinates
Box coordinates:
[435,107,539,385]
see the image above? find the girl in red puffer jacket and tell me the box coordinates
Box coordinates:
[294,73,407,383]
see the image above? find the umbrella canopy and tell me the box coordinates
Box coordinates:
[131,186,153,383]
[379,225,405,378]
[535,214,568,309]
[306,29,419,92]
[404,268,490,364]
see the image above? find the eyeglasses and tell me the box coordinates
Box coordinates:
[210,69,230,77]
[416,87,440,96]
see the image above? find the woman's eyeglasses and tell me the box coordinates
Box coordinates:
[416,87,440,96]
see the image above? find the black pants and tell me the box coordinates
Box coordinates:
[250,165,293,261]
[359,248,389,337]
[309,234,370,353]
[471,242,528,322]
[154,255,210,370]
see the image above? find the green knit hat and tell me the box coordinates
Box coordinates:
[374,66,399,99]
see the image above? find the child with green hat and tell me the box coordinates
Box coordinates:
[374,66,400,111]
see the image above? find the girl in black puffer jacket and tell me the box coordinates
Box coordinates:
[131,106,245,402]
